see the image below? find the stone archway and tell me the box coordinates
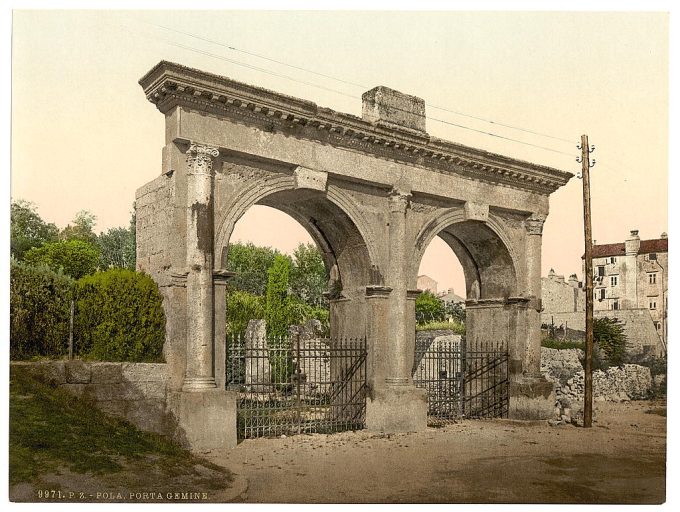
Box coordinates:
[135,61,572,450]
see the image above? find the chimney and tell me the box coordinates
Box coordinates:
[660,232,668,239]
[448,288,454,295]
[568,274,579,288]
[362,86,426,133]
[625,229,641,256]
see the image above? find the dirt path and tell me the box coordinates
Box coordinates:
[207,401,666,504]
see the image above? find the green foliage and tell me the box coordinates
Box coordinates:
[541,338,586,350]
[226,290,265,336]
[226,242,286,296]
[74,269,165,362]
[10,200,59,260]
[445,301,466,324]
[290,242,328,307]
[594,317,627,366]
[97,226,135,270]
[416,321,465,334]
[9,367,233,487]
[60,210,98,244]
[10,260,74,360]
[24,239,100,279]
[265,255,292,337]
[415,291,445,324]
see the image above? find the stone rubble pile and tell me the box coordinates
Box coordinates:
[541,347,653,426]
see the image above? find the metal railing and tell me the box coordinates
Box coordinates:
[227,333,367,439]
[413,336,509,425]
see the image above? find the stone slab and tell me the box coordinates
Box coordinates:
[65,361,92,384]
[90,362,123,384]
[366,385,428,433]
[167,390,238,453]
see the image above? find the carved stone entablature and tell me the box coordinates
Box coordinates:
[464,202,489,222]
[294,166,328,191]
[410,202,437,214]
[140,61,573,195]
[388,189,411,214]
[220,162,271,184]
[525,214,547,235]
[365,285,393,298]
[186,143,219,176]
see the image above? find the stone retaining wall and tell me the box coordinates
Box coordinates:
[11,361,171,435]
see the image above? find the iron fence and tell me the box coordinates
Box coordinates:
[412,336,508,425]
[227,333,367,439]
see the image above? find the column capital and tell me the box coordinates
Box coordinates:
[186,143,220,175]
[388,188,412,213]
[525,214,547,235]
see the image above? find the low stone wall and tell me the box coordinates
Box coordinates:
[11,361,171,435]
[541,347,584,386]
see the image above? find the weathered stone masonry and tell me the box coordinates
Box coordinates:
[135,61,572,450]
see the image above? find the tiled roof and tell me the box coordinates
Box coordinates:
[582,238,668,259]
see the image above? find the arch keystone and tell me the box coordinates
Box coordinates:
[463,201,489,222]
[294,166,328,191]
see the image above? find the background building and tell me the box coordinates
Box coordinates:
[542,230,667,357]
[417,275,438,295]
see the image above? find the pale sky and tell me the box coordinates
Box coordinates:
[10,9,669,295]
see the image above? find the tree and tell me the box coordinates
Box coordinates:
[290,242,328,307]
[10,200,59,260]
[98,227,135,270]
[226,242,287,296]
[226,290,265,336]
[445,301,466,324]
[265,254,292,338]
[594,317,627,366]
[24,240,100,279]
[415,291,445,324]
[60,210,97,244]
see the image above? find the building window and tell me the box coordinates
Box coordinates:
[598,289,605,301]
[654,321,661,331]
[649,253,657,261]
[649,300,657,310]
[597,266,605,277]
[612,300,619,311]
[649,273,657,284]
[610,275,618,286]
[610,257,617,264]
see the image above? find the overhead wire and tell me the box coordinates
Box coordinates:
[144,20,577,146]
[122,19,578,159]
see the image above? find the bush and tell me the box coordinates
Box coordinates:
[10,260,74,360]
[24,239,100,279]
[416,321,465,334]
[74,269,165,362]
[226,290,265,336]
[594,317,627,366]
[415,291,445,324]
[541,338,585,351]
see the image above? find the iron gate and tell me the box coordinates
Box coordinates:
[412,336,509,425]
[227,334,367,439]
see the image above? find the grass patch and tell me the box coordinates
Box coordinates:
[541,338,585,350]
[9,366,232,489]
[416,321,465,334]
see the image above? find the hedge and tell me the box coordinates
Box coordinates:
[10,263,166,362]
[74,269,165,362]
[10,260,74,359]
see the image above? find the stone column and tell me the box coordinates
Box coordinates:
[365,190,427,432]
[182,143,220,391]
[523,214,546,377]
[386,189,412,386]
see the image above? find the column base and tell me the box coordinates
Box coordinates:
[366,385,428,433]
[508,375,555,420]
[181,376,217,391]
[167,390,237,453]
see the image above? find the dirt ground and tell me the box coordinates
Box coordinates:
[208,401,667,504]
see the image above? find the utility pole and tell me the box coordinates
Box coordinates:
[577,135,595,428]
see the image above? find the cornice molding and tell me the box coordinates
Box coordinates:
[140,61,573,195]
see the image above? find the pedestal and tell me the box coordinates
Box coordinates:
[366,385,428,432]
[168,390,237,452]
[508,375,555,420]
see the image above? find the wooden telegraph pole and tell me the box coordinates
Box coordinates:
[579,134,595,428]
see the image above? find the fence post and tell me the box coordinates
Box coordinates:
[68,299,74,360]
